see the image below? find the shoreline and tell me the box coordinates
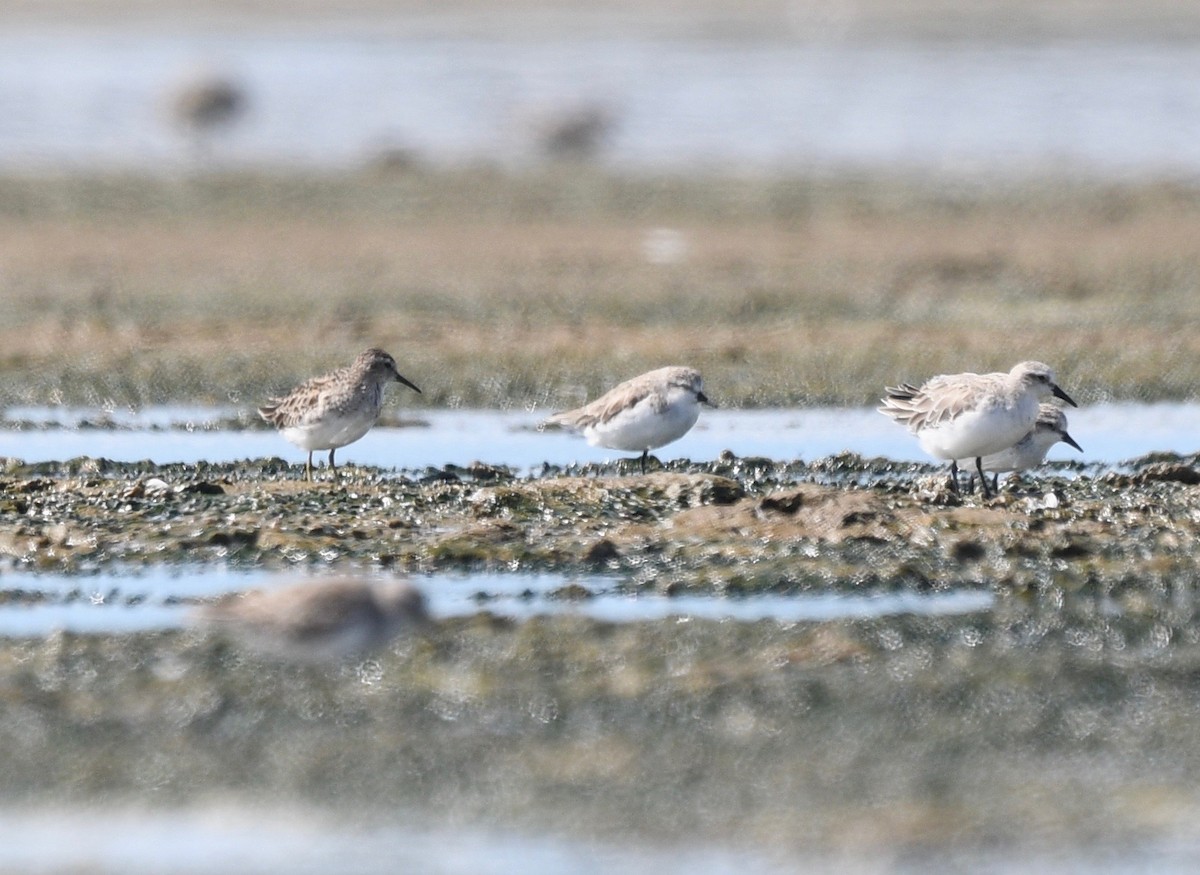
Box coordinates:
[5,1,1200,44]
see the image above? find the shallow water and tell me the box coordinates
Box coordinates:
[0,403,1193,470]
[0,567,993,635]
[1,804,1196,875]
[0,806,790,875]
[3,32,1200,175]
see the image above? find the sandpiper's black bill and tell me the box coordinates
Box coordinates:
[395,373,422,393]
[1062,430,1083,452]
[1052,384,1077,407]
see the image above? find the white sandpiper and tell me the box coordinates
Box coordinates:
[258,348,421,481]
[196,577,430,663]
[974,403,1083,492]
[544,366,712,473]
[878,360,1077,498]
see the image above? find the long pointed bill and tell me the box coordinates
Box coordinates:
[1051,383,1077,407]
[1061,430,1083,452]
[395,373,422,394]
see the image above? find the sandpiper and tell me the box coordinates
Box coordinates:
[975,403,1083,492]
[878,360,1077,498]
[544,366,712,473]
[258,348,420,481]
[196,577,430,663]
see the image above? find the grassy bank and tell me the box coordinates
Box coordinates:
[2,168,1198,411]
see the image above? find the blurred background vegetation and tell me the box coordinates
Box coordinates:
[2,171,1198,410]
[2,0,1198,412]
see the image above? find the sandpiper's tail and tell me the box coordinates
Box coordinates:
[257,400,283,426]
[877,383,923,427]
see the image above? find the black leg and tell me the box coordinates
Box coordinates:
[991,473,999,494]
[329,449,338,480]
[640,450,648,474]
[975,457,992,499]
[947,460,961,494]
[305,451,313,482]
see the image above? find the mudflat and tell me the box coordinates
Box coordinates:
[1,453,1200,860]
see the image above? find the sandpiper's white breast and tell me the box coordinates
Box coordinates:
[281,404,380,452]
[979,429,1053,473]
[278,380,384,452]
[978,404,1079,473]
[917,392,1039,461]
[585,385,701,452]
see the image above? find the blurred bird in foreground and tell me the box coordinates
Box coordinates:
[196,578,430,663]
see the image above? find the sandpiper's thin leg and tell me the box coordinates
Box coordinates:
[305,451,313,482]
[991,473,1000,494]
[329,449,338,480]
[640,450,649,474]
[947,460,961,494]
[976,457,992,499]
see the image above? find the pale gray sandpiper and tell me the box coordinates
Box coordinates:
[544,366,713,473]
[258,348,420,481]
[878,360,1077,498]
[974,403,1083,492]
[196,577,430,663]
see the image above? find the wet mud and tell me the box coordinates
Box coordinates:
[2,452,1200,856]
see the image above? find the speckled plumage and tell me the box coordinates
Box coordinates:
[258,348,420,480]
